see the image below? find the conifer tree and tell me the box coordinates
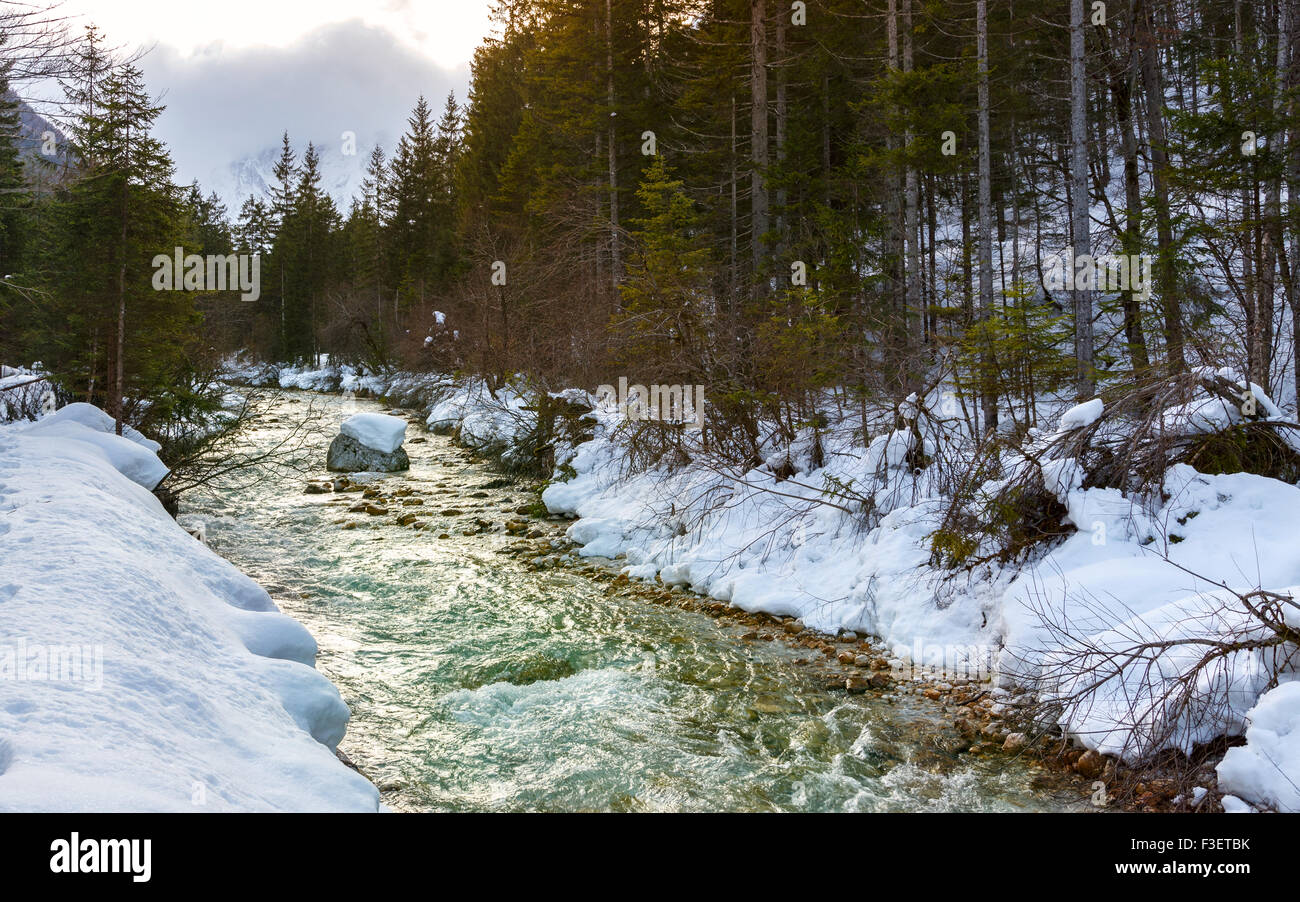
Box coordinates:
[235,195,272,256]
[0,53,28,364]
[613,157,712,379]
[34,29,192,433]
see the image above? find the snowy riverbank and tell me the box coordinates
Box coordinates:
[0,400,378,812]
[541,387,1300,813]
[227,357,1300,812]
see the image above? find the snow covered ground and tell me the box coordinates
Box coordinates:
[0,397,379,812]
[1216,679,1300,812]
[216,355,1300,811]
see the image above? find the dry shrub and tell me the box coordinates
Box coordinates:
[931,436,1074,570]
[932,371,1300,571]
[1051,371,1300,491]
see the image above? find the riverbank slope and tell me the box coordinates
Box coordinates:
[0,403,378,812]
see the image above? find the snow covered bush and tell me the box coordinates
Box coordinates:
[0,365,55,422]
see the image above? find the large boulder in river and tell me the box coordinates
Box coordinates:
[327,433,410,472]
[327,413,410,472]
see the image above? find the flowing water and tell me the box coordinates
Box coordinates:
[184,389,1079,812]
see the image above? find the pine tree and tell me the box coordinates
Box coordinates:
[235,195,272,255]
[389,95,439,319]
[280,141,340,363]
[431,92,463,290]
[0,52,29,364]
[183,181,231,254]
[34,32,191,433]
[434,92,463,200]
[1069,0,1095,400]
[613,157,713,379]
[357,144,390,331]
[0,56,27,279]
[265,131,297,357]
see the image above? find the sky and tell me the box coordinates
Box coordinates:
[43,0,497,205]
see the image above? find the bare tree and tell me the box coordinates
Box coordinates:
[161,388,334,500]
[1022,565,1299,765]
[0,1,76,82]
[1102,0,1151,371]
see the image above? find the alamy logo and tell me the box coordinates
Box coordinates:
[1043,247,1152,301]
[595,377,705,431]
[891,639,995,682]
[50,833,151,883]
[0,638,103,690]
[152,247,261,302]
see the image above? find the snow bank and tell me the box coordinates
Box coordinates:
[340,412,406,454]
[425,378,534,456]
[0,407,378,812]
[220,355,536,455]
[541,397,967,645]
[1022,585,1297,762]
[1162,369,1286,436]
[223,355,453,416]
[19,403,170,490]
[1058,398,1103,431]
[34,402,163,452]
[1216,678,1300,812]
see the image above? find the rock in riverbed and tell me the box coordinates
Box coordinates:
[327,432,410,472]
[327,412,411,473]
[1075,749,1105,779]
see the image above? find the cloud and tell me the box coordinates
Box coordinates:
[138,19,470,203]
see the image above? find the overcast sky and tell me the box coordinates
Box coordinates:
[45,0,495,197]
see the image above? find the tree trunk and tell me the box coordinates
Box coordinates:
[822,73,831,209]
[977,0,997,433]
[903,0,921,354]
[1070,0,1095,400]
[115,125,129,436]
[606,0,621,302]
[887,0,904,319]
[1237,0,1260,385]
[1285,0,1300,409]
[750,0,768,282]
[595,129,605,292]
[1140,0,1184,371]
[1114,0,1150,370]
[1256,0,1292,393]
[962,167,973,327]
[775,14,787,257]
[927,171,937,342]
[730,94,739,314]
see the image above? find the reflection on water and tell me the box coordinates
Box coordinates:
[184,390,1077,812]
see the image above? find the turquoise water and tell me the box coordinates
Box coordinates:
[184,390,1075,812]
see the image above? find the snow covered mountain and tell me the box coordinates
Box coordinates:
[203,138,377,213]
[4,93,69,168]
